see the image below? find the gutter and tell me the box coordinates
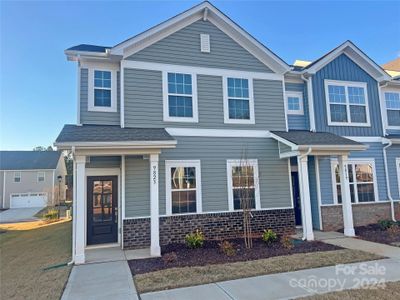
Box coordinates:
[301,74,316,132]
[299,147,312,240]
[382,139,397,222]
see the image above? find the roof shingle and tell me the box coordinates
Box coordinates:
[271,131,363,146]
[0,151,62,170]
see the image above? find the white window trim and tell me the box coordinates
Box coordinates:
[286,91,304,115]
[165,160,202,216]
[162,71,198,123]
[324,79,371,127]
[37,171,45,183]
[226,159,261,211]
[88,67,118,113]
[13,172,21,183]
[397,158,400,198]
[330,158,379,204]
[223,76,255,124]
[383,90,400,130]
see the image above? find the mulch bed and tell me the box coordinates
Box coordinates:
[128,238,342,274]
[353,224,400,246]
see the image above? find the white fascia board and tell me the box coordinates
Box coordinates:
[343,136,383,143]
[268,132,298,150]
[54,140,177,149]
[297,144,368,151]
[166,128,271,138]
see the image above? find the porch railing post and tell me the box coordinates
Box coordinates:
[75,155,86,264]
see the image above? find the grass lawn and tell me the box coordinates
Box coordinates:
[134,249,381,293]
[0,221,72,300]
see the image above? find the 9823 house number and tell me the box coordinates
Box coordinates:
[152,166,157,184]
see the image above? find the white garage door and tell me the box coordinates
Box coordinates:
[10,193,48,208]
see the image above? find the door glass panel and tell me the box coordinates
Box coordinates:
[92,180,113,223]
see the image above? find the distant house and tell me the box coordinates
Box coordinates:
[0,151,67,209]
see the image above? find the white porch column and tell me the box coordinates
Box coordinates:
[75,155,86,264]
[338,155,355,236]
[297,156,314,241]
[150,154,161,256]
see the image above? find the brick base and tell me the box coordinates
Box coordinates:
[123,209,295,249]
[321,202,400,231]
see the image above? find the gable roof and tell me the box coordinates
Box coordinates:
[0,151,62,171]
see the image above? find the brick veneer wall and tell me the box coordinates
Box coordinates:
[321,202,400,231]
[123,209,295,249]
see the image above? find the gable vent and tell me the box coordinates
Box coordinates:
[200,34,210,53]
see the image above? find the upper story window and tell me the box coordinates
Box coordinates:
[163,72,198,122]
[87,67,117,113]
[14,172,21,183]
[384,91,400,128]
[286,91,304,115]
[223,77,255,124]
[37,172,45,182]
[324,80,370,127]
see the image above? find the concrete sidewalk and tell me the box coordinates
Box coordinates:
[141,259,400,300]
[0,207,41,223]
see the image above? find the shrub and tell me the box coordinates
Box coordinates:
[185,229,204,249]
[378,219,396,230]
[219,240,236,256]
[387,224,400,237]
[42,209,59,222]
[262,229,278,245]
[280,235,294,250]
[162,252,177,264]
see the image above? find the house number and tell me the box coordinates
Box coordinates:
[152,165,157,184]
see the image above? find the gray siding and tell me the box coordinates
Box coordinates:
[319,156,334,205]
[387,145,400,200]
[86,156,121,169]
[285,82,309,130]
[80,69,120,125]
[124,137,292,217]
[278,142,292,155]
[124,69,286,130]
[128,20,272,73]
[312,54,383,136]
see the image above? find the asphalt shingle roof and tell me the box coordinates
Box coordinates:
[55,125,175,143]
[66,44,110,53]
[0,151,62,170]
[271,131,363,146]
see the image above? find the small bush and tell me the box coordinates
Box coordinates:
[378,219,396,230]
[219,240,236,256]
[185,229,204,249]
[262,229,278,245]
[42,209,59,222]
[387,224,400,237]
[162,252,177,264]
[280,235,294,250]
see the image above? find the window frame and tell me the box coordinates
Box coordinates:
[324,80,370,127]
[226,159,261,211]
[165,160,202,216]
[162,71,198,123]
[223,76,255,124]
[330,158,379,204]
[37,171,45,183]
[13,172,21,183]
[88,66,118,113]
[286,91,304,115]
[383,90,400,130]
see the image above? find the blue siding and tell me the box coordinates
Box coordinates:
[285,82,309,130]
[308,156,321,229]
[387,145,400,200]
[319,156,334,205]
[312,54,383,136]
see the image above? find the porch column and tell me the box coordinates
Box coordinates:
[75,155,86,264]
[338,155,355,236]
[150,154,161,256]
[297,156,314,240]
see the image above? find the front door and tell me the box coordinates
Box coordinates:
[87,176,118,245]
[291,172,302,226]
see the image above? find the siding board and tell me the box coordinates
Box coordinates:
[285,82,309,130]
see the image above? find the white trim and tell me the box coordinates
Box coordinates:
[330,157,379,204]
[165,160,202,216]
[150,154,160,256]
[37,171,45,183]
[162,71,199,123]
[55,140,177,149]
[75,156,86,264]
[77,64,81,125]
[121,60,284,81]
[382,89,400,130]
[397,158,400,198]
[324,79,371,127]
[121,156,126,220]
[297,155,314,240]
[288,159,294,209]
[52,170,55,205]
[226,159,261,211]
[120,65,125,128]
[343,136,382,143]
[315,157,323,230]
[338,155,355,237]
[285,91,304,115]
[282,78,289,131]
[200,34,210,53]
[166,127,271,138]
[307,76,316,131]
[2,171,6,208]
[13,171,21,183]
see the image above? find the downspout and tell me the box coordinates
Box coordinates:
[301,74,316,132]
[379,81,389,136]
[299,147,312,240]
[382,139,396,221]
[67,146,76,266]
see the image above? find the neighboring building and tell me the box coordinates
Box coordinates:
[55,2,399,264]
[0,151,67,208]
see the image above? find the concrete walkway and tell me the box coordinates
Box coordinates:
[141,259,400,300]
[0,207,41,223]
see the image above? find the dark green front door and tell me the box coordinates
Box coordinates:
[87,176,118,245]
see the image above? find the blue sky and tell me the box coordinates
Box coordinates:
[1,0,399,150]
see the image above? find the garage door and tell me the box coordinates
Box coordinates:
[10,193,48,208]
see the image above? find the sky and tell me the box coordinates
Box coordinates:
[1,0,399,150]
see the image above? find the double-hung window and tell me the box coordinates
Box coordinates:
[165,160,202,215]
[14,172,21,183]
[37,172,45,182]
[286,91,304,115]
[332,159,378,204]
[227,159,260,211]
[384,91,400,128]
[224,77,255,124]
[88,67,117,112]
[325,80,370,126]
[163,72,198,122]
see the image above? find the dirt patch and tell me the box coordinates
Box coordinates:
[129,238,341,274]
[353,224,400,246]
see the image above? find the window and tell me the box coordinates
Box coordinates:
[286,91,304,115]
[14,172,21,183]
[384,92,400,127]
[332,160,378,204]
[163,72,198,122]
[325,80,370,126]
[227,159,260,211]
[224,77,255,124]
[88,67,117,112]
[37,172,45,182]
[165,160,202,215]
